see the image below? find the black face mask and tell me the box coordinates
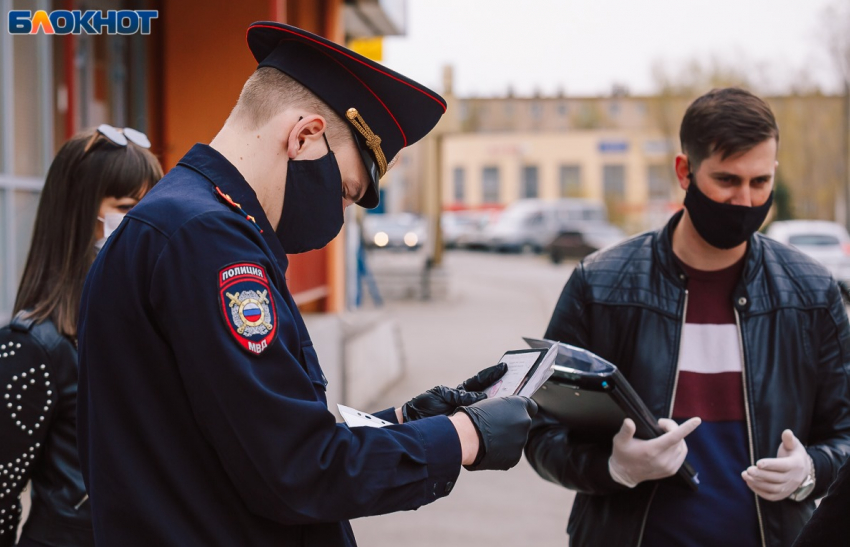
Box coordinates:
[683,173,774,250]
[276,133,345,254]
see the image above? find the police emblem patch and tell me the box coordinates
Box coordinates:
[219,263,277,355]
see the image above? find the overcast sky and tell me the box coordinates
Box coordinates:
[381,0,844,98]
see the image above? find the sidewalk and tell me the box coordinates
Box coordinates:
[351,251,577,546]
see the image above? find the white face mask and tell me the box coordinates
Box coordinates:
[94,212,126,252]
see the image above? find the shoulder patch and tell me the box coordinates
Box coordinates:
[219,263,277,355]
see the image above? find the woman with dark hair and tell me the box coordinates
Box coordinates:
[0,125,162,547]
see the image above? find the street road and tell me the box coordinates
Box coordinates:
[351,250,578,546]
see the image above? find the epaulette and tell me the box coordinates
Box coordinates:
[213,187,263,233]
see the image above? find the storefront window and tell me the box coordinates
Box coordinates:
[1,0,53,321]
[0,0,154,321]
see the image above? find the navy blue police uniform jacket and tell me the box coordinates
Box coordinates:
[76,144,462,546]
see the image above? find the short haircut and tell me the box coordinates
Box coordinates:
[680,88,779,171]
[230,67,352,147]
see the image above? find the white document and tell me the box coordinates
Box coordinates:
[338,404,392,428]
[485,346,557,398]
[519,346,558,396]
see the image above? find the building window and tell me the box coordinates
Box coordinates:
[559,165,582,197]
[609,101,621,117]
[557,103,568,116]
[0,5,53,322]
[482,166,500,204]
[530,103,542,119]
[0,0,153,321]
[603,164,626,200]
[647,164,672,200]
[453,166,465,202]
[521,166,539,198]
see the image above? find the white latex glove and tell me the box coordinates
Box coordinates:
[608,417,702,488]
[741,429,809,501]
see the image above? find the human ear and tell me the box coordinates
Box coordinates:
[287,115,327,160]
[674,154,691,192]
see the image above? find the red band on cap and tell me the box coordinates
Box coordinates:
[246,24,447,113]
[309,40,409,147]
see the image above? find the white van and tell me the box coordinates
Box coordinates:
[484,199,607,253]
[765,220,850,283]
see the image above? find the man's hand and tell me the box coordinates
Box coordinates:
[398,363,508,423]
[608,417,702,487]
[452,396,538,471]
[741,429,809,501]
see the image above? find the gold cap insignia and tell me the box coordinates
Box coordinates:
[346,107,388,178]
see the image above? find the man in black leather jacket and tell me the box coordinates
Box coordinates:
[525,88,850,547]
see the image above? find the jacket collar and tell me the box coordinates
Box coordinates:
[177,143,289,271]
[655,208,763,287]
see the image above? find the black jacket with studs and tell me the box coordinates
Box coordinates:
[0,312,93,547]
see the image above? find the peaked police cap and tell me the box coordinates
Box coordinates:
[246,22,447,209]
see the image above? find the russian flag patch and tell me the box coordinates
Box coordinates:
[219,263,277,355]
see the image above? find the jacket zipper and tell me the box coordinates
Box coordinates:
[636,290,688,547]
[74,493,89,510]
[666,290,688,414]
[735,309,767,547]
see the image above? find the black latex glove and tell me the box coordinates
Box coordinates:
[457,362,508,392]
[401,362,508,423]
[456,396,538,471]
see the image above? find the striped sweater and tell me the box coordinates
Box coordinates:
[642,256,760,547]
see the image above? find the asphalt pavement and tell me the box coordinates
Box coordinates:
[351,250,577,547]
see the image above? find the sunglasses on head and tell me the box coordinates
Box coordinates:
[83,124,151,155]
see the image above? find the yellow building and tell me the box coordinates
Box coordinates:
[396,73,847,235]
[441,129,679,232]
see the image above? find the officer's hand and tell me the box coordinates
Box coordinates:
[453,395,538,471]
[457,362,508,392]
[400,363,508,423]
[742,429,810,501]
[608,417,701,487]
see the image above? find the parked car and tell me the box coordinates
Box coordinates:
[442,211,492,249]
[765,220,850,282]
[460,210,501,250]
[547,223,627,263]
[362,213,428,251]
[483,198,607,253]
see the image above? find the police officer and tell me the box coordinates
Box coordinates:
[76,22,537,547]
